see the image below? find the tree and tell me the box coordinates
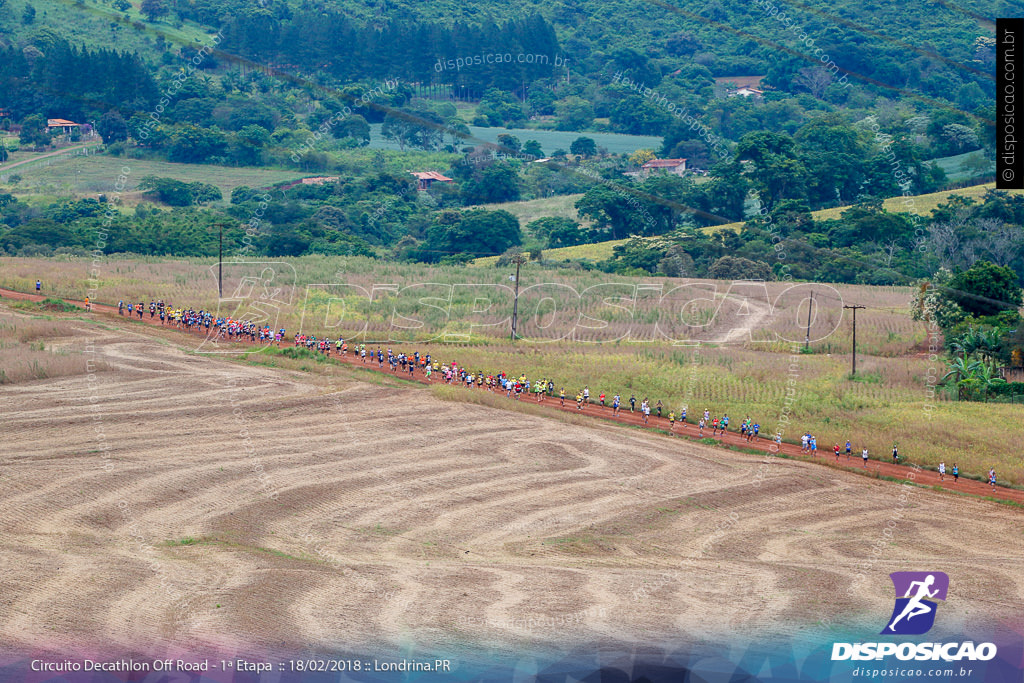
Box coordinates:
[339,115,370,146]
[0,142,7,164]
[416,209,521,261]
[231,124,270,165]
[576,184,650,240]
[381,109,443,151]
[527,217,586,248]
[736,131,808,211]
[140,0,167,21]
[137,176,218,205]
[570,136,597,157]
[21,3,34,24]
[168,125,227,163]
[496,134,521,153]
[461,163,520,205]
[112,0,131,10]
[708,255,771,280]
[628,149,656,167]
[948,261,1022,318]
[556,97,594,131]
[476,89,526,127]
[18,114,50,148]
[792,67,833,98]
[97,111,128,144]
[910,272,967,330]
[522,140,544,158]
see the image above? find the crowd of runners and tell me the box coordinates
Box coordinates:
[111,296,1002,492]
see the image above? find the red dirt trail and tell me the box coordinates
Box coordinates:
[2,286,1020,507]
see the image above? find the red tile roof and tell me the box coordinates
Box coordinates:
[410,171,453,182]
[642,158,686,169]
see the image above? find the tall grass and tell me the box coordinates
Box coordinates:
[0,316,108,384]
[4,255,1018,484]
[0,255,926,356]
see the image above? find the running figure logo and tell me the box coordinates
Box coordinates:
[881,571,949,635]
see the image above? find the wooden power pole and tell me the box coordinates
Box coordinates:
[209,222,228,299]
[509,252,526,341]
[843,304,866,376]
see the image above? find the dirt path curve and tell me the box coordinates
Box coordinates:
[2,286,1021,507]
[0,141,102,175]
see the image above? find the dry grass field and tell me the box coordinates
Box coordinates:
[0,307,110,385]
[2,255,1019,485]
[0,315,1021,655]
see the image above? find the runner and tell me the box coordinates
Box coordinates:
[698,417,705,436]
[668,411,675,434]
[862,447,869,468]
[84,295,90,311]
[599,392,606,409]
[952,463,959,484]
[642,400,650,424]
[35,279,41,293]
[583,386,590,406]
[559,387,566,407]
[750,422,759,442]
[938,461,945,482]
[801,433,809,453]
[845,440,852,461]
[655,399,663,419]
[612,394,621,416]
[989,468,996,491]
[629,394,636,413]
[834,443,840,461]
[892,443,899,465]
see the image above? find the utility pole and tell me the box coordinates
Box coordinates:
[509,252,526,341]
[210,222,228,299]
[844,304,866,376]
[804,289,814,351]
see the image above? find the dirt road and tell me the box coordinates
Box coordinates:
[1,318,1022,656]
[2,286,1017,507]
[0,141,102,175]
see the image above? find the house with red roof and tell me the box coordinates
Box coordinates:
[410,171,454,190]
[639,158,688,178]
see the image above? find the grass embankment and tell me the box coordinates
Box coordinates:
[524,182,997,263]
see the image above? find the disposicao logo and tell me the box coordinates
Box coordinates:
[882,571,948,635]
[832,572,997,662]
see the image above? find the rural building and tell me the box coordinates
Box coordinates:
[639,158,688,177]
[410,171,454,190]
[729,86,764,98]
[46,118,81,136]
[1000,367,1024,383]
[300,176,339,185]
[714,75,766,99]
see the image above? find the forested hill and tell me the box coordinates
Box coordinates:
[0,0,1000,106]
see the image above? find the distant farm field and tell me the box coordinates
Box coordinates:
[0,154,309,199]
